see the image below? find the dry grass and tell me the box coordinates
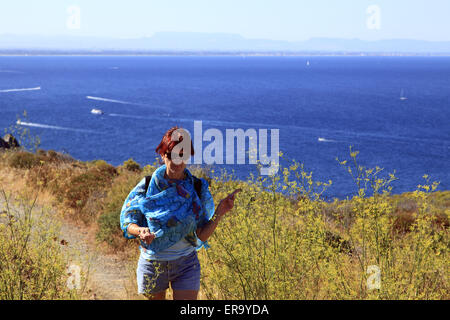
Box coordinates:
[1,147,448,300]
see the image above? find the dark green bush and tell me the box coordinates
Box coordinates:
[8,151,40,169]
[96,211,122,246]
[96,171,143,248]
[47,150,58,159]
[123,158,142,172]
[57,164,118,223]
[90,160,118,178]
[64,170,108,208]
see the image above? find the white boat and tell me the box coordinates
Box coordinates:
[400,89,407,100]
[306,60,310,66]
[91,108,104,115]
[318,137,337,143]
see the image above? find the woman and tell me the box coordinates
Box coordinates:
[120,126,241,300]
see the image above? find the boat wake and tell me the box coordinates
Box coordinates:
[0,87,41,93]
[86,96,169,112]
[16,120,98,134]
[0,70,24,74]
[318,137,338,143]
[86,96,141,106]
[108,114,447,148]
[109,113,171,120]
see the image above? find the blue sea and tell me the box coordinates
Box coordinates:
[0,56,449,199]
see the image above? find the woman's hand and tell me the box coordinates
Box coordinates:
[138,227,155,245]
[196,188,242,242]
[216,189,242,218]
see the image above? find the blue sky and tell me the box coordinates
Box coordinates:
[1,0,449,41]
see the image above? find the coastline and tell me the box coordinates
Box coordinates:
[2,50,450,57]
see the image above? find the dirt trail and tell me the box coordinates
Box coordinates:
[59,217,136,300]
[0,194,139,300]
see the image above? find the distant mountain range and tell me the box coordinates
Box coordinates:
[1,32,450,54]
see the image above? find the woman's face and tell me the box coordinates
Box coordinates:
[162,151,187,178]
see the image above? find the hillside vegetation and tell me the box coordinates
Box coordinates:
[0,145,448,300]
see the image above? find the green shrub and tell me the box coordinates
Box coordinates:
[2,142,448,299]
[199,150,449,300]
[89,160,118,178]
[0,190,81,299]
[123,158,142,172]
[26,163,56,189]
[142,164,157,177]
[96,166,156,249]
[47,150,57,159]
[8,151,40,169]
[96,171,143,248]
[57,164,117,223]
[40,149,74,164]
[96,211,122,246]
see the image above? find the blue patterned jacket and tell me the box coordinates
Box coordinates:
[120,165,215,254]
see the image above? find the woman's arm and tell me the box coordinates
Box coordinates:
[196,207,225,242]
[127,224,155,245]
[196,189,241,242]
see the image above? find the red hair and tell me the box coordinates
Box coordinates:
[155,126,195,157]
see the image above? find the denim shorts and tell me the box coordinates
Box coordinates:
[136,251,201,295]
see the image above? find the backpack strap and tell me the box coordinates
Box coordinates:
[193,176,202,199]
[144,175,152,194]
[143,173,202,200]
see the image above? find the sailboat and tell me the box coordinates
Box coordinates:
[400,89,408,101]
